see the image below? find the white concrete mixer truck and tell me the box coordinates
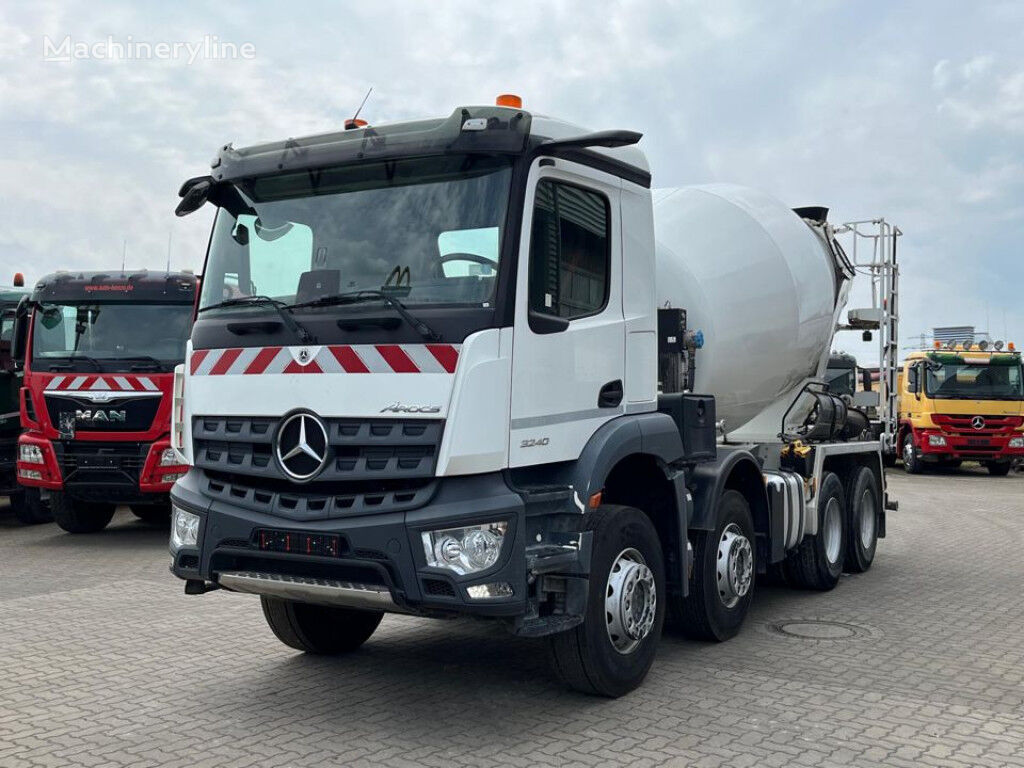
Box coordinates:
[169,96,894,697]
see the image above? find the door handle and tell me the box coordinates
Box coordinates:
[598,380,623,408]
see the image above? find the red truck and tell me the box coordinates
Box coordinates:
[13,270,196,532]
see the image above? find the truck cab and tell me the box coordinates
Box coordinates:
[168,97,891,697]
[0,278,51,524]
[14,271,196,531]
[898,344,1024,475]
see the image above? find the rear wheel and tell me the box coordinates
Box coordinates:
[677,490,755,642]
[986,461,1011,477]
[51,492,115,534]
[785,472,845,590]
[843,466,879,573]
[130,502,171,524]
[9,489,52,525]
[901,432,924,474]
[261,597,384,654]
[547,505,665,697]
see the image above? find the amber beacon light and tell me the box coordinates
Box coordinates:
[495,93,522,108]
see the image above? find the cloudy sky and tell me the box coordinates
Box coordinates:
[1,0,1022,363]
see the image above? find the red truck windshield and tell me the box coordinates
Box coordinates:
[31,302,193,372]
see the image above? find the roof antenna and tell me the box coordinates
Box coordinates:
[345,87,373,130]
[166,231,173,273]
[121,239,127,273]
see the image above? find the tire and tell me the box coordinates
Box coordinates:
[50,492,115,534]
[986,462,1011,477]
[785,472,845,590]
[260,596,383,654]
[547,505,665,697]
[676,490,756,642]
[843,466,879,573]
[901,432,924,474]
[9,489,53,525]
[130,502,171,524]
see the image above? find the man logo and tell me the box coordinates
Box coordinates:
[75,409,127,423]
[971,416,986,430]
[275,411,330,482]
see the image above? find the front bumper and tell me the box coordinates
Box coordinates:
[916,429,1024,462]
[170,469,536,618]
[16,433,186,500]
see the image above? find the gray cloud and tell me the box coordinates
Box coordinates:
[1,0,1022,360]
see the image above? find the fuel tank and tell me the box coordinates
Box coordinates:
[654,184,848,433]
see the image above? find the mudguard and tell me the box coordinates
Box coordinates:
[688,446,769,535]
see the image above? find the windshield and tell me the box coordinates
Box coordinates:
[199,154,514,312]
[31,303,193,371]
[925,361,1024,400]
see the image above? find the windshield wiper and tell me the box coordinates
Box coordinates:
[199,296,314,344]
[286,290,442,342]
[118,355,166,371]
[46,354,103,372]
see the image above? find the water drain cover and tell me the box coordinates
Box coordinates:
[770,620,863,640]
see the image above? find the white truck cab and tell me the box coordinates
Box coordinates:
[170,96,893,697]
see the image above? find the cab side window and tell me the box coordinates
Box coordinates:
[907,365,919,393]
[529,180,610,320]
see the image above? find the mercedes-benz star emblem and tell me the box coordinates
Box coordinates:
[971,416,986,430]
[275,412,329,482]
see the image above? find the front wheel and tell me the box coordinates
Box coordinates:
[901,432,924,474]
[986,461,1012,477]
[9,489,53,525]
[260,597,383,654]
[51,492,115,534]
[676,490,756,642]
[547,505,665,697]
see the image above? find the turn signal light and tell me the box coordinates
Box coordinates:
[496,94,522,108]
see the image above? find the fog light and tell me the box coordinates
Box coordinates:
[1010,437,1024,448]
[928,434,947,447]
[18,468,42,481]
[466,582,513,599]
[159,448,180,466]
[422,521,508,575]
[161,472,186,484]
[170,505,200,551]
[19,444,44,464]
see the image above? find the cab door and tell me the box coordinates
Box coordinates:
[509,159,624,467]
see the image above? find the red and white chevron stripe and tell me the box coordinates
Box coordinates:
[190,344,461,376]
[44,375,161,392]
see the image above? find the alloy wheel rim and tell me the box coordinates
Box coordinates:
[605,548,657,654]
[859,488,876,550]
[823,497,843,564]
[716,523,753,609]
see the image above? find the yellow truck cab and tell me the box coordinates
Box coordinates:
[897,342,1024,475]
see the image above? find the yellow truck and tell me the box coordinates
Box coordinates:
[897,342,1024,475]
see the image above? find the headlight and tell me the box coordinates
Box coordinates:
[159,447,180,466]
[1010,437,1024,448]
[421,521,508,575]
[928,434,947,447]
[19,444,44,464]
[170,505,201,551]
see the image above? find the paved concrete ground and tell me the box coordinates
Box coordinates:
[1,467,1023,768]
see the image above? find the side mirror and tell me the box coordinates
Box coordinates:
[10,298,30,368]
[175,176,214,217]
[528,309,569,335]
